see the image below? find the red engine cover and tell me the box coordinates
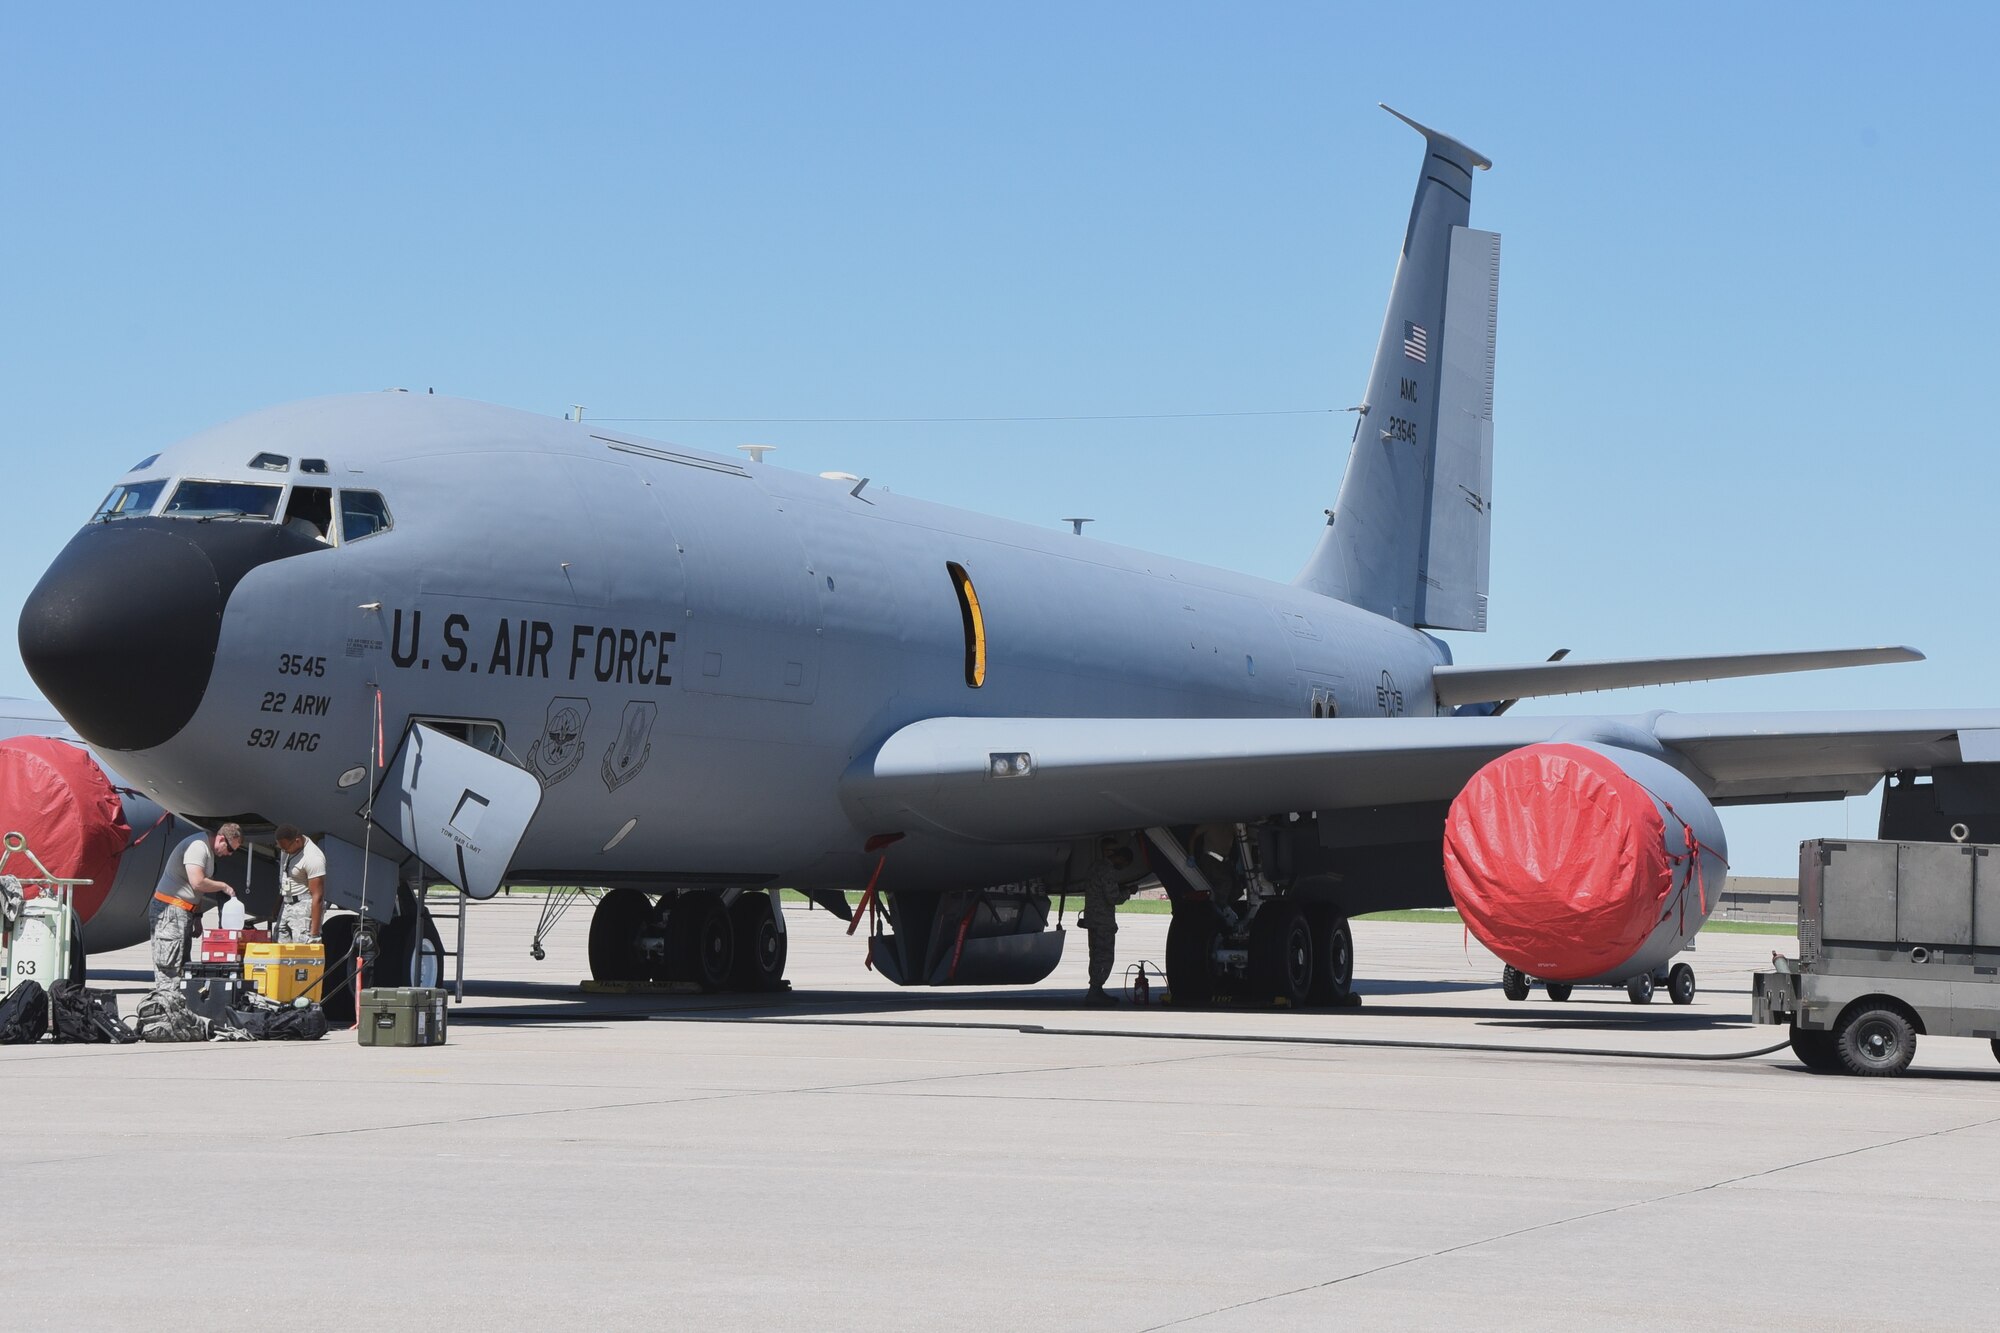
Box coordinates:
[1442,743,1672,980]
[0,737,131,922]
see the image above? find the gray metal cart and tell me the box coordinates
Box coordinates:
[1753,836,2000,1076]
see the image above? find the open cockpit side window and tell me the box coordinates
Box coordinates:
[946,561,986,688]
[338,489,392,543]
[282,486,334,543]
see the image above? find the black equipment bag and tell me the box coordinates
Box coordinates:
[230,999,329,1041]
[0,979,49,1044]
[47,979,138,1044]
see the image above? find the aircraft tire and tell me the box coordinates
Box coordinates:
[1991,1037,2000,1066]
[728,892,787,991]
[1164,905,1223,1008]
[1303,906,1353,1006]
[588,888,654,983]
[1789,1023,1841,1073]
[667,891,734,992]
[1544,981,1573,1002]
[1668,963,1696,1006]
[68,931,86,987]
[1248,903,1313,1007]
[319,913,359,1026]
[1501,966,1530,1001]
[1836,1003,1917,1077]
[1625,974,1654,1004]
[414,909,446,992]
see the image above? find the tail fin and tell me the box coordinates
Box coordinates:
[1297,106,1500,632]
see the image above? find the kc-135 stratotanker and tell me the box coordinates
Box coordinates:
[18,107,2000,1011]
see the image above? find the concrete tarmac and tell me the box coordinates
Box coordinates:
[7,901,1997,1330]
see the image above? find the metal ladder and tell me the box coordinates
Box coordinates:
[425,887,469,1003]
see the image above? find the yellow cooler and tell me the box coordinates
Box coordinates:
[243,942,325,1004]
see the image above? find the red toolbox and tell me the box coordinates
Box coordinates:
[200,928,270,965]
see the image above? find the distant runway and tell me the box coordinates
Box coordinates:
[10,904,1998,1330]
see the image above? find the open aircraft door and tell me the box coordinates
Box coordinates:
[369,724,544,899]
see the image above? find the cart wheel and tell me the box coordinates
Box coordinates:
[1836,1004,1916,1076]
[1625,973,1654,1004]
[1789,1023,1842,1073]
[1668,963,1696,1006]
[1501,966,1530,1001]
[1544,981,1573,1002]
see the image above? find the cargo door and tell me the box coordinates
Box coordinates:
[655,469,822,704]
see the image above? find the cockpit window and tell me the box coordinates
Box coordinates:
[128,454,160,472]
[283,486,335,543]
[92,480,167,522]
[163,479,284,521]
[248,452,290,473]
[300,458,329,475]
[339,490,392,542]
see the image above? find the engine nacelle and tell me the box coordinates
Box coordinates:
[0,736,197,953]
[1443,742,1728,984]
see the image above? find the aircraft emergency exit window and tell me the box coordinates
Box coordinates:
[946,561,987,688]
[338,490,393,543]
[162,479,283,521]
[128,454,160,472]
[282,486,334,543]
[92,479,166,522]
[300,458,329,474]
[248,452,290,473]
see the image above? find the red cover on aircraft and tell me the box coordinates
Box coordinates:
[0,737,129,923]
[1442,743,1671,980]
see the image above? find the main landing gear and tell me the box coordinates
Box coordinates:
[587,888,788,992]
[1164,898,1356,1009]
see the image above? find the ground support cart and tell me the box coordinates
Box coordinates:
[1752,837,2000,1076]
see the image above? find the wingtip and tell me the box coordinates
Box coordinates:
[1379,103,1492,170]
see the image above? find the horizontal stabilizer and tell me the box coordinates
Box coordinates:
[1431,646,1923,708]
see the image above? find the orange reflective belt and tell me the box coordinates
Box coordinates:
[153,891,196,912]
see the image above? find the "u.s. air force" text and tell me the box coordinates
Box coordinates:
[388,609,674,686]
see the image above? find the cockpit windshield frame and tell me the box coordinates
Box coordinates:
[91,479,168,522]
[161,478,285,522]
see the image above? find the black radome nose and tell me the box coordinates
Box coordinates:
[19,518,321,751]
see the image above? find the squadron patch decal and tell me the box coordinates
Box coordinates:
[525,696,591,787]
[602,700,658,793]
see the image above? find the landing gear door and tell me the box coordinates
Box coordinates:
[368,724,543,900]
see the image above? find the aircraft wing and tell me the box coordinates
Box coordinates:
[844,709,2000,843]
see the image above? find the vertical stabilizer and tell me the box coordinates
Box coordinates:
[1297,107,1499,630]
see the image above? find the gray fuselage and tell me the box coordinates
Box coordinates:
[57,392,1447,895]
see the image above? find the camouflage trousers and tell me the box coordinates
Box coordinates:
[150,904,191,981]
[277,898,314,944]
[1082,877,1119,990]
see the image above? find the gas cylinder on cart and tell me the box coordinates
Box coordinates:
[1,879,81,997]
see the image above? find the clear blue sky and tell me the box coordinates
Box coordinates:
[3,3,1994,874]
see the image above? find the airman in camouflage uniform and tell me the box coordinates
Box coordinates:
[1080,836,1137,1006]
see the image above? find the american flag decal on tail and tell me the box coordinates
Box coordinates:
[1403,321,1429,363]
